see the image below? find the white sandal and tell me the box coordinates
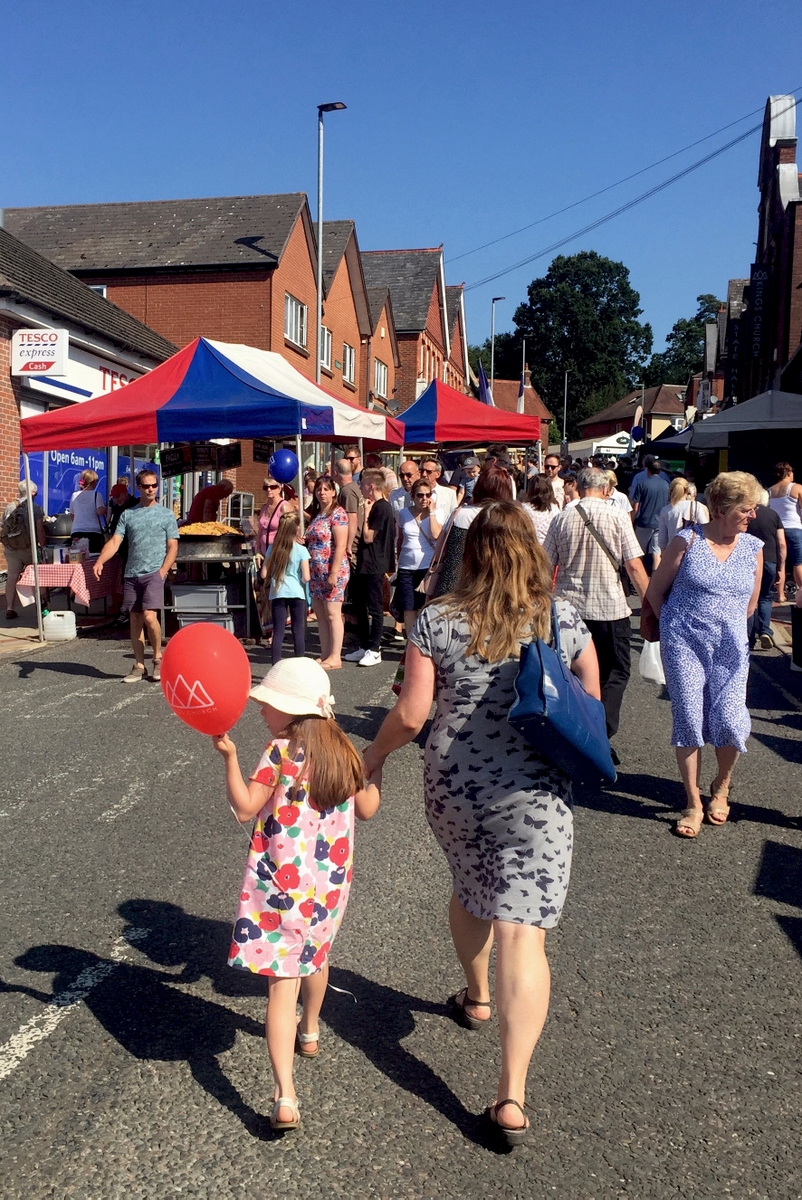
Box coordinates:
[296,1030,320,1058]
[270,1096,300,1131]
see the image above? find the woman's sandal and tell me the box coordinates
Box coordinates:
[676,808,704,838]
[707,779,731,825]
[270,1096,300,1131]
[295,1030,319,1059]
[447,986,491,1031]
[485,1099,531,1147]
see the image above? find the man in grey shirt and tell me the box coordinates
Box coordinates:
[93,469,178,682]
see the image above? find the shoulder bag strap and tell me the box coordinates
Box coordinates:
[575,503,620,572]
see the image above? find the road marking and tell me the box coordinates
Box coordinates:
[98,784,146,823]
[0,928,149,1083]
[102,690,151,715]
[21,685,104,718]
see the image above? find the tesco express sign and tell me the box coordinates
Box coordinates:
[11,328,69,376]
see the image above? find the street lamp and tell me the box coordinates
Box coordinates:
[316,101,347,386]
[490,296,505,394]
[562,369,570,448]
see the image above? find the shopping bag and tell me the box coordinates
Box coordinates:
[639,640,666,685]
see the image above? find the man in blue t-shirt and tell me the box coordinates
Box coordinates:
[93,469,178,682]
[631,460,670,573]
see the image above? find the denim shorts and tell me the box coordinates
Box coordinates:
[784,527,802,569]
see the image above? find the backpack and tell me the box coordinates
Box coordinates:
[1,502,31,552]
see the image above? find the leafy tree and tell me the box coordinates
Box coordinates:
[643,294,722,387]
[470,252,652,438]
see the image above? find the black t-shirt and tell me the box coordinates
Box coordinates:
[748,505,781,565]
[356,498,394,575]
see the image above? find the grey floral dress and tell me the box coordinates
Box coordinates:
[409,598,592,927]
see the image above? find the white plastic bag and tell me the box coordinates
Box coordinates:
[639,640,666,685]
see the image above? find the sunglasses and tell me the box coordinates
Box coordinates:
[400,471,417,479]
[415,491,432,498]
[545,463,559,470]
[140,482,159,489]
[346,456,359,461]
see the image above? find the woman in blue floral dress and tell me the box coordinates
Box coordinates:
[646,472,763,838]
[305,477,349,670]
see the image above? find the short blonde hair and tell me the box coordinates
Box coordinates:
[80,469,99,488]
[705,471,762,518]
[605,469,619,489]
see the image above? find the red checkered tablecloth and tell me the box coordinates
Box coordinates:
[17,559,123,608]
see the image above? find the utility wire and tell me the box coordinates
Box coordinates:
[464,96,798,293]
[451,89,801,266]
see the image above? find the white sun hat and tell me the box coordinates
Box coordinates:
[249,657,335,718]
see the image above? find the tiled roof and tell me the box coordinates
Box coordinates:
[445,284,463,332]
[578,384,686,426]
[365,286,391,333]
[322,220,353,293]
[361,248,442,332]
[491,378,553,422]
[4,194,307,272]
[0,226,176,361]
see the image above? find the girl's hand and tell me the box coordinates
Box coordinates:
[213,733,237,759]
[327,570,338,589]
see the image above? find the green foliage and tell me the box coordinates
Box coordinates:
[644,294,722,387]
[472,252,652,438]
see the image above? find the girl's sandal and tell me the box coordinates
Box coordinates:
[447,986,491,1031]
[676,808,704,838]
[270,1097,300,1131]
[707,779,731,825]
[486,1099,531,1147]
[295,1030,319,1059]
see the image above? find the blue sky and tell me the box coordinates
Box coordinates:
[3,0,801,361]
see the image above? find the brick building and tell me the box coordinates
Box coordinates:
[360,248,467,411]
[711,96,802,403]
[445,286,470,392]
[579,384,688,441]
[0,225,174,569]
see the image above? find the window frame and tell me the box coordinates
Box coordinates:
[284,292,307,348]
[342,342,355,385]
[319,325,332,370]
[374,358,388,399]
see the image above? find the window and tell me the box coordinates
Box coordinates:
[374,358,388,399]
[284,293,307,347]
[319,325,332,370]
[89,284,107,298]
[343,342,355,384]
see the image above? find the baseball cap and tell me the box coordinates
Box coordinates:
[462,455,480,467]
[249,658,335,718]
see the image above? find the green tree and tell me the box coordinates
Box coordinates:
[471,252,652,438]
[643,294,722,387]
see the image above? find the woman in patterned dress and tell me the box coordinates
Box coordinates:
[521,473,561,544]
[364,502,600,1146]
[305,477,349,670]
[646,472,763,838]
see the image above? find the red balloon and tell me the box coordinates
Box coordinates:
[160,623,252,736]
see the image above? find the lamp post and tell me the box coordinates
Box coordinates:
[316,101,347,386]
[490,296,505,393]
[562,369,570,449]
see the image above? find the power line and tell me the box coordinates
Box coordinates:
[450,93,800,266]
[464,96,798,293]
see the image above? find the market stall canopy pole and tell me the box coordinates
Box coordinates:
[19,338,404,453]
[400,380,541,448]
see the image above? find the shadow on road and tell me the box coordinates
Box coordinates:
[14,659,123,681]
[5,941,271,1139]
[576,772,681,822]
[753,840,802,962]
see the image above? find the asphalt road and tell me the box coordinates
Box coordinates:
[0,620,801,1199]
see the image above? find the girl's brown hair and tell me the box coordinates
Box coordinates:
[441,500,553,661]
[308,475,343,519]
[284,716,364,811]
[264,511,300,590]
[472,464,514,503]
[525,474,555,511]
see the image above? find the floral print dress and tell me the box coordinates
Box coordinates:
[228,739,354,977]
[306,508,350,602]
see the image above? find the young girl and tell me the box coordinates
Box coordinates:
[213,658,380,1133]
[260,512,311,664]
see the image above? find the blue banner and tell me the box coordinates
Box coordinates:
[47,449,107,515]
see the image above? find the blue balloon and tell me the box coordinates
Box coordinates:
[268,448,299,483]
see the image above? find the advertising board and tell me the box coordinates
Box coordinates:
[11,329,69,376]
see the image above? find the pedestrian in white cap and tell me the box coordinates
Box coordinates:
[213,656,380,1132]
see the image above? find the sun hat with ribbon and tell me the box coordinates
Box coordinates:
[249,657,335,719]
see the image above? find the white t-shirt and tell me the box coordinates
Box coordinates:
[396,508,444,569]
[389,486,409,516]
[70,488,105,534]
[607,488,632,514]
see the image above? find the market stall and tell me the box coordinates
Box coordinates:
[399,380,542,448]
[19,337,404,640]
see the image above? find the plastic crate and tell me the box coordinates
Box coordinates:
[171,583,228,611]
[176,611,235,633]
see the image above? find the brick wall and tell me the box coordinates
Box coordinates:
[319,253,364,403]
[0,315,25,571]
[446,316,467,392]
[368,299,396,408]
[394,335,423,411]
[91,270,273,350]
[271,217,318,377]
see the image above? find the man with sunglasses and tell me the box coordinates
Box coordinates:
[415,459,457,516]
[93,469,178,683]
[388,459,420,516]
[542,454,564,508]
[342,445,362,482]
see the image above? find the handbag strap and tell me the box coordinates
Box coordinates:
[575,504,620,572]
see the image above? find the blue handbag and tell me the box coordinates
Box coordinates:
[508,603,617,785]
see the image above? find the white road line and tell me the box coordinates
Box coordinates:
[98,784,146,823]
[21,686,104,718]
[0,928,149,1083]
[102,690,151,715]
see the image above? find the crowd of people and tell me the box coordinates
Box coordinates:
[230,441,801,1140]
